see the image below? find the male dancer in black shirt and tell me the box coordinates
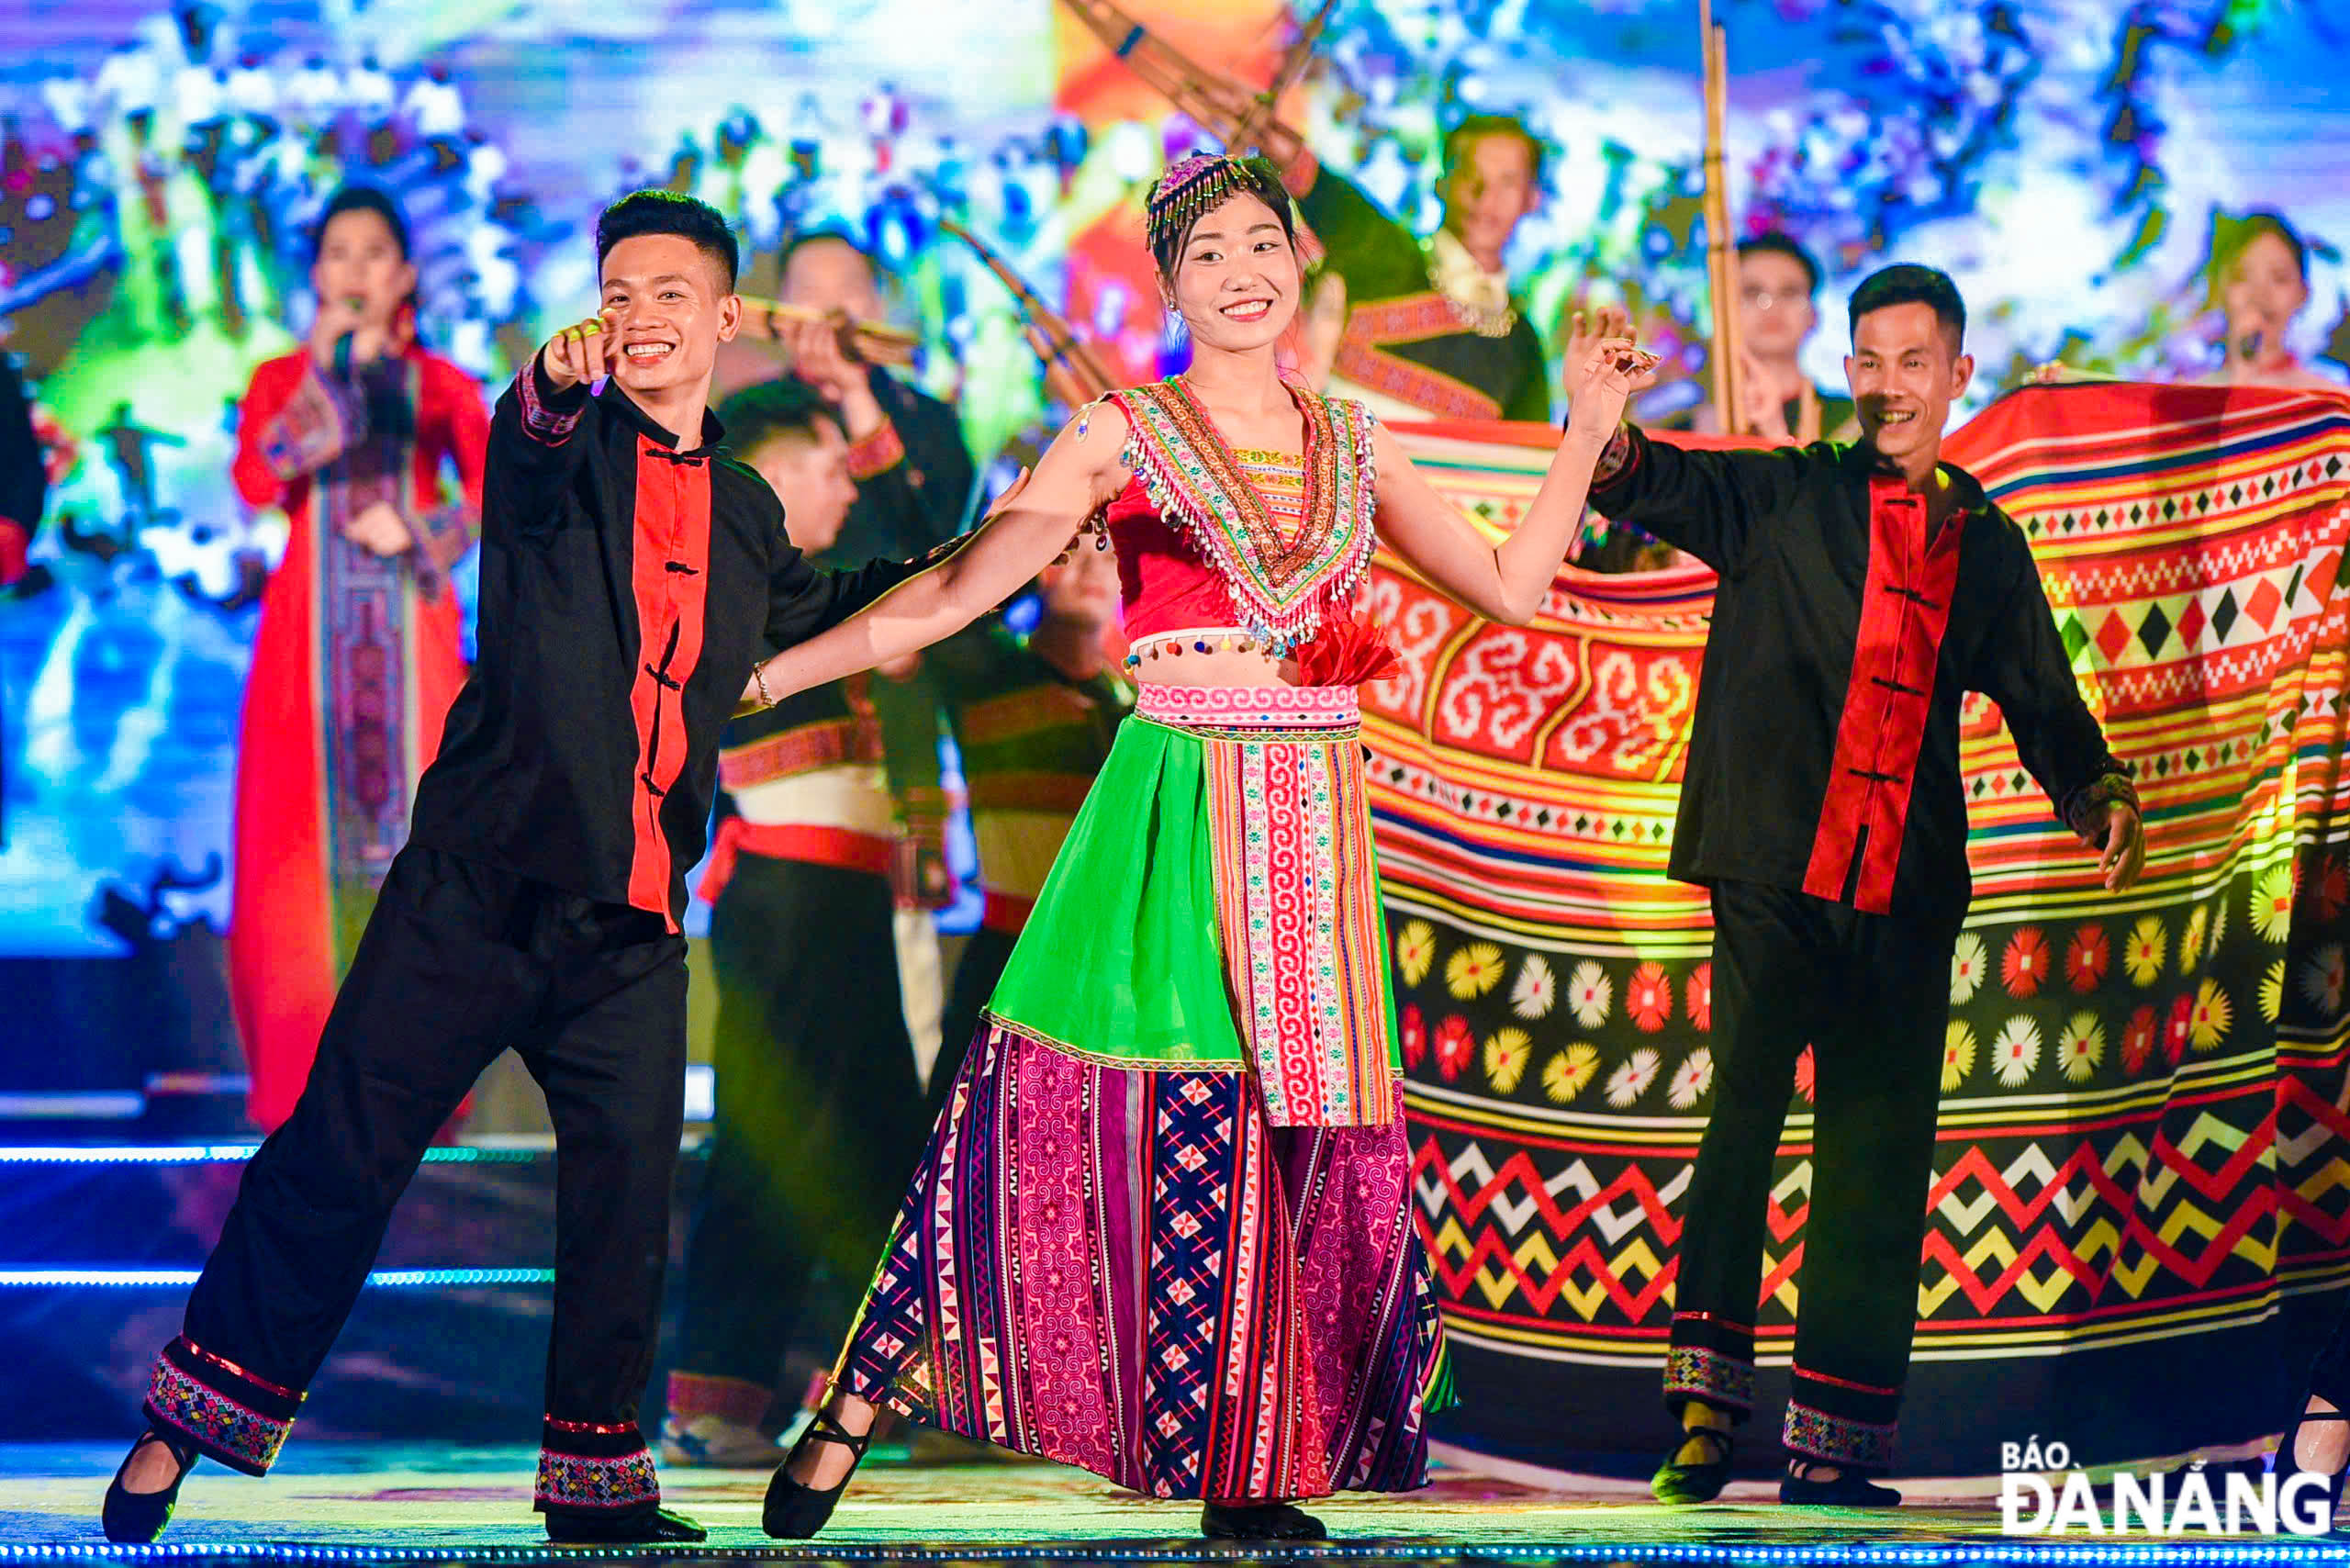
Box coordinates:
[100,191,926,1545]
[1591,265,2145,1507]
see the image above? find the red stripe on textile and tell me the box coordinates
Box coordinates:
[544,1415,640,1434]
[624,438,712,926]
[181,1338,303,1400]
[1790,1363,1900,1395]
[699,817,895,904]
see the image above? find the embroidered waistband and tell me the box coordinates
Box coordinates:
[1136,683,1360,733]
[720,717,883,789]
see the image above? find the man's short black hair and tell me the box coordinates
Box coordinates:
[597,190,739,292]
[1737,230,1821,295]
[1849,263,1965,353]
[718,375,840,459]
[1444,113,1546,186]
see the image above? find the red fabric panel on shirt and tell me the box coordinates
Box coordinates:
[1105,476,1238,640]
[1802,478,1963,913]
[625,436,713,926]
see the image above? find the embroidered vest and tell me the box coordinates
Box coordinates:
[1106,376,1378,653]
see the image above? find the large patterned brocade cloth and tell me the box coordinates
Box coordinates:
[1367,385,2350,1474]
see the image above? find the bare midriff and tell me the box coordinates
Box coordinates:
[1134,646,1300,690]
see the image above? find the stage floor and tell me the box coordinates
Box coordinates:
[0,1441,2324,1564]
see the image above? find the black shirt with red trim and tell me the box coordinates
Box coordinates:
[1587,424,2133,925]
[406,363,927,931]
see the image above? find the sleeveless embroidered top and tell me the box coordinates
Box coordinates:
[1102,376,1378,653]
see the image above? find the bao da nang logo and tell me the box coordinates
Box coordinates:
[2000,1439,2333,1536]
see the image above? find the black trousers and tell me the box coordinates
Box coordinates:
[666,855,928,1424]
[1664,879,1956,1473]
[143,846,687,1516]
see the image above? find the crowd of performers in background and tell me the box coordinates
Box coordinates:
[0,5,2345,1549]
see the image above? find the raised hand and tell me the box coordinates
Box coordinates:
[1562,303,1634,380]
[308,295,389,369]
[782,311,886,435]
[1567,336,1662,442]
[541,309,620,389]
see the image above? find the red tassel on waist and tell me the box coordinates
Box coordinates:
[1292,613,1402,689]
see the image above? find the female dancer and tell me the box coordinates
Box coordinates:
[742,153,1652,1540]
[229,185,487,1131]
[2196,211,2343,392]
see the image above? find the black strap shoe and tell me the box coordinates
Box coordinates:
[763,1410,875,1540]
[543,1503,706,1543]
[1781,1461,1901,1507]
[103,1428,199,1543]
[1201,1500,1327,1540]
[1652,1425,1733,1505]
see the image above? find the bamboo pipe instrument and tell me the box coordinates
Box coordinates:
[558,299,922,369]
[937,217,1117,405]
[1700,0,1743,432]
[740,297,922,367]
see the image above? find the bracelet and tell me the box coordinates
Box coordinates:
[752,661,775,707]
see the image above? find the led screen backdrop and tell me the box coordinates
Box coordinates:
[0,0,2344,957]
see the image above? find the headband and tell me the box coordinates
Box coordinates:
[1146,152,1258,254]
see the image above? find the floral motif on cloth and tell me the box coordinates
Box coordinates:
[1110,378,1376,651]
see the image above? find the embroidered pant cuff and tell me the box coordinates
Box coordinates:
[141,1336,304,1477]
[1664,1313,1756,1421]
[1663,1344,1757,1422]
[1784,1367,1901,1473]
[537,1417,660,1514]
[663,1372,770,1428]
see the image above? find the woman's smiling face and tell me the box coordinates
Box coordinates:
[1165,191,1303,353]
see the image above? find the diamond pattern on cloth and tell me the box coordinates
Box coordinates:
[142,1338,303,1477]
[535,1448,657,1511]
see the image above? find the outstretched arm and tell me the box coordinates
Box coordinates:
[1374,338,1654,624]
[744,402,1131,708]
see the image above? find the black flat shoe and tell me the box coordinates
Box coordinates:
[1201,1500,1326,1540]
[763,1410,874,1540]
[543,1503,707,1544]
[103,1428,199,1544]
[1652,1424,1732,1505]
[1781,1463,1901,1507]
[2277,1409,2350,1532]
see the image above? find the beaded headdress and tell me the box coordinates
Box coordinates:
[1146,152,1272,256]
